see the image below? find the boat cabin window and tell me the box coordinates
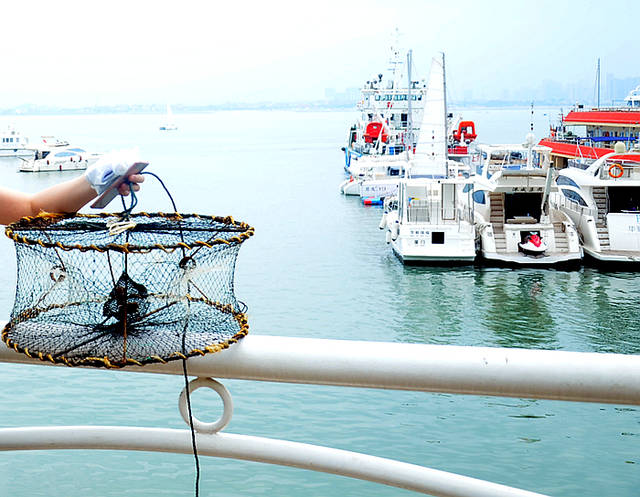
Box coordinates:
[561,189,588,207]
[556,176,581,189]
[504,193,542,222]
[608,187,640,213]
[431,232,445,244]
[472,190,486,204]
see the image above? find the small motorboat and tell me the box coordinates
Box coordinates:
[519,232,547,256]
[362,196,384,206]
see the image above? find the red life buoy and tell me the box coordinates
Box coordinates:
[608,164,624,178]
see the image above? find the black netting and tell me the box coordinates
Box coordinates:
[3,212,254,368]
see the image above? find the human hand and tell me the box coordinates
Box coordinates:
[118,174,145,196]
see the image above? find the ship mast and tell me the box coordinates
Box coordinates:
[442,52,448,160]
[597,58,601,108]
[406,50,413,163]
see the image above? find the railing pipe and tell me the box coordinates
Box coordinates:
[0,426,548,497]
[0,330,638,406]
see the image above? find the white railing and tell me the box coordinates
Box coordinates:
[553,193,596,218]
[0,328,639,497]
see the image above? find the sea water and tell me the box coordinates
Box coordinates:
[0,109,638,496]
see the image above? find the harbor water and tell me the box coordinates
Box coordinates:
[0,109,638,496]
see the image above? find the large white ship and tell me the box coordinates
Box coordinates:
[342,40,427,173]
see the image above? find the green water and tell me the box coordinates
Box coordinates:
[0,110,638,496]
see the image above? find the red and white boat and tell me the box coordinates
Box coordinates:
[540,84,640,168]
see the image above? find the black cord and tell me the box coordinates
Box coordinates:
[123,171,200,496]
[119,180,138,218]
[182,325,200,497]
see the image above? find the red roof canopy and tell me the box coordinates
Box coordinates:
[538,139,612,159]
[564,110,640,126]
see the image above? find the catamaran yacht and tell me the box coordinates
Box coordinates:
[552,146,640,262]
[472,138,582,266]
[379,54,477,264]
[0,126,32,158]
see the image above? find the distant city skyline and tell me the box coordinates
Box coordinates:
[0,0,638,111]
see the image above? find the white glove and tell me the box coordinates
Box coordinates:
[84,149,140,195]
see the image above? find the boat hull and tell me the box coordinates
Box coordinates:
[0,149,33,158]
[583,247,640,263]
[480,250,582,267]
[20,158,97,172]
[390,226,476,265]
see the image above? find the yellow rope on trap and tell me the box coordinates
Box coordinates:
[2,212,254,368]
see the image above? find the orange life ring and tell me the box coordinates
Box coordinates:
[608,164,624,178]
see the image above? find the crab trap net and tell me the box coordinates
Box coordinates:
[2,212,254,368]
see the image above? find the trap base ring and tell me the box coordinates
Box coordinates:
[179,377,233,434]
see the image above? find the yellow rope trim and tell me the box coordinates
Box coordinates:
[5,212,254,254]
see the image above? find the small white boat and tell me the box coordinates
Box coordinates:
[0,126,32,158]
[20,142,100,172]
[159,104,178,131]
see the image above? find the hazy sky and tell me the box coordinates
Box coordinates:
[1,0,638,107]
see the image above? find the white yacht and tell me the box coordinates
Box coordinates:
[379,54,477,264]
[472,138,582,266]
[0,126,32,158]
[624,84,640,109]
[552,145,640,262]
[20,138,100,172]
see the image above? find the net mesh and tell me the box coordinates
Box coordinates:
[2,212,254,368]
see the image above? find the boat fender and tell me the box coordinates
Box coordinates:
[608,163,624,178]
[378,213,387,230]
[338,179,348,194]
[391,221,399,241]
[385,230,391,244]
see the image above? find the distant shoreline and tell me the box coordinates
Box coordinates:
[0,100,576,116]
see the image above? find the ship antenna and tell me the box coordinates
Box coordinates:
[406,49,413,168]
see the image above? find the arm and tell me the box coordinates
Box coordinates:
[0,174,144,225]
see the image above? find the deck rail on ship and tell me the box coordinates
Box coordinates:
[0,325,638,497]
